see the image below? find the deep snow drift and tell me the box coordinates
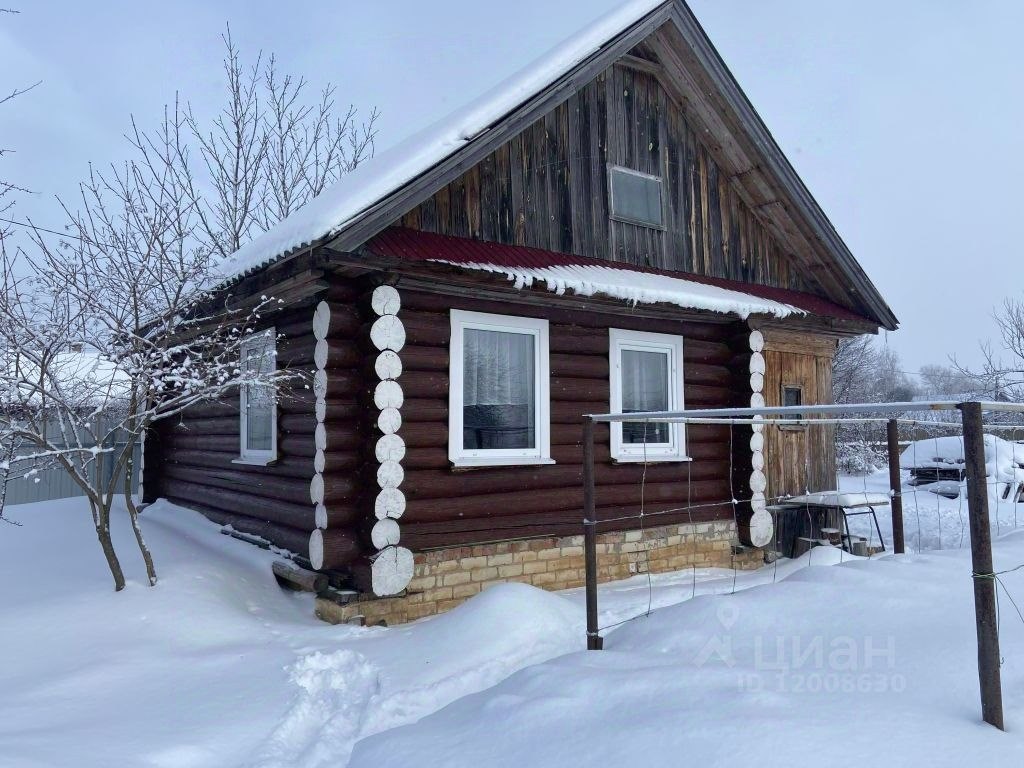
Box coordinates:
[0,499,584,767]
[3,490,1024,767]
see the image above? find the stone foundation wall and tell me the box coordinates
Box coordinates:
[315,520,763,626]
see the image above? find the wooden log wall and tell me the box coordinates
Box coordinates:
[398,60,812,294]
[394,286,753,550]
[144,281,365,565]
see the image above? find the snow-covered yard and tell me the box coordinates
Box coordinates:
[3,482,1024,766]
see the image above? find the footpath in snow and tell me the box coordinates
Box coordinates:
[2,487,1024,767]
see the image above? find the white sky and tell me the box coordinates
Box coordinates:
[3,0,1022,374]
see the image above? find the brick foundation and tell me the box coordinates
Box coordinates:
[315,520,764,626]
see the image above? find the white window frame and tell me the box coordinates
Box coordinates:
[449,310,552,468]
[609,328,688,462]
[608,164,666,230]
[235,329,278,465]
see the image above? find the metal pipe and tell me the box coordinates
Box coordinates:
[585,400,1024,423]
[582,417,602,651]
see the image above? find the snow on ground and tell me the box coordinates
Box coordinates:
[4,485,1024,767]
[839,466,1024,553]
[0,499,583,767]
[352,538,1024,768]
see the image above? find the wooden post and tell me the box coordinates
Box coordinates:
[886,419,905,554]
[583,417,602,651]
[960,401,1004,730]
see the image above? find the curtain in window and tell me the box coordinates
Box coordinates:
[245,341,275,452]
[621,349,670,444]
[462,328,535,450]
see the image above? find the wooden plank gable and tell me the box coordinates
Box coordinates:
[398,51,817,296]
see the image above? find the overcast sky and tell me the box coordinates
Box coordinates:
[2,1,1022,374]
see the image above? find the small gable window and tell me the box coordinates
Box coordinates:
[609,166,664,228]
[782,385,804,427]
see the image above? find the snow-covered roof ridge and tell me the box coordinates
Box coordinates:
[214,0,667,284]
[434,260,802,320]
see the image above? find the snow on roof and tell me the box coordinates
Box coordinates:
[785,491,891,508]
[433,260,801,320]
[901,435,1024,476]
[214,0,666,284]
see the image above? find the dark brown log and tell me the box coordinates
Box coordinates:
[402,461,723,500]
[279,303,360,340]
[403,478,731,523]
[398,345,449,372]
[166,499,314,557]
[398,503,734,549]
[156,477,326,528]
[399,370,449,399]
[279,336,361,369]
[162,464,316,503]
[401,398,450,422]
[273,559,329,593]
[550,353,608,379]
[310,528,362,570]
[403,447,452,470]
[162,450,312,479]
[162,433,320,456]
[325,281,360,304]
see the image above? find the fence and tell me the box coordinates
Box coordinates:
[580,400,1024,731]
[4,416,140,506]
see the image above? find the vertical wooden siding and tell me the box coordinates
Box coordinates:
[400,62,810,293]
[762,337,838,499]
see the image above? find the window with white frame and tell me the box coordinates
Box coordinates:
[449,310,552,467]
[237,329,277,464]
[609,328,686,462]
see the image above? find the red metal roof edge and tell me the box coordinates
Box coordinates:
[365,227,873,324]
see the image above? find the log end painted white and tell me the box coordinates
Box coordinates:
[747,510,774,547]
[312,301,331,341]
[315,503,329,530]
[373,379,404,410]
[371,284,401,316]
[377,460,404,490]
[371,545,415,596]
[313,369,328,400]
[309,528,325,570]
[374,487,407,520]
[375,433,406,463]
[749,329,765,353]
[374,350,403,380]
[370,518,401,549]
[377,406,402,435]
[749,351,766,375]
[309,473,325,505]
[314,339,329,369]
[370,315,406,353]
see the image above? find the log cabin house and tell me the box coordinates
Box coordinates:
[142,0,897,624]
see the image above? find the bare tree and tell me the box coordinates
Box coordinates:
[171,27,378,258]
[0,27,376,590]
[0,7,40,237]
[963,298,1024,403]
[0,196,291,589]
